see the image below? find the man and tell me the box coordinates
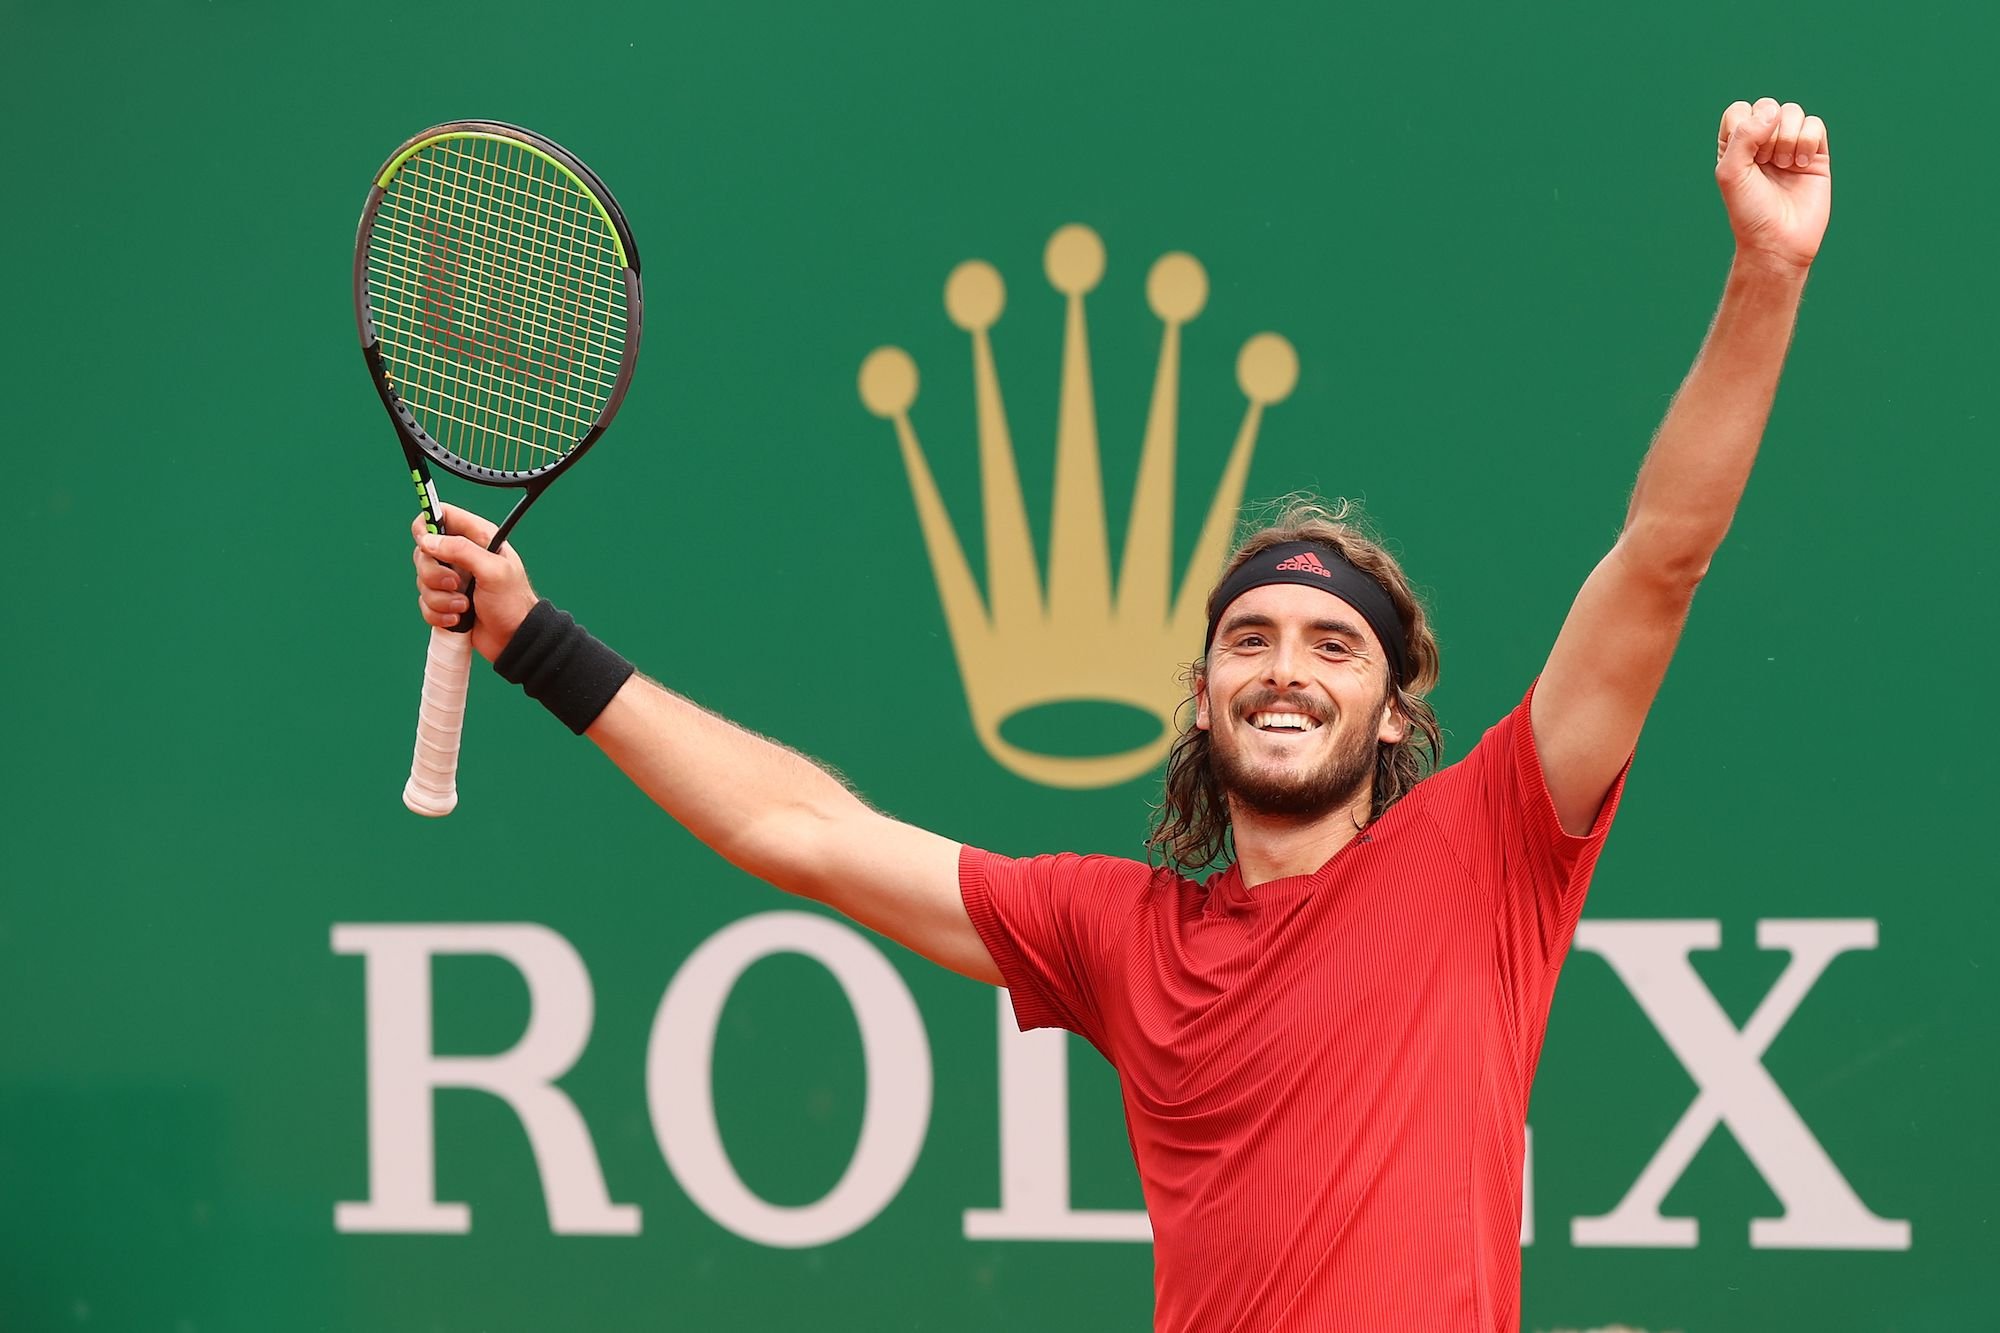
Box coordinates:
[410,98,1829,1331]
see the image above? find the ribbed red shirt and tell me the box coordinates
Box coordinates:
[959,688,1628,1332]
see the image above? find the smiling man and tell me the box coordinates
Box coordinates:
[410,98,1830,1331]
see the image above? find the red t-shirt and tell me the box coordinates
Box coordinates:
[959,687,1628,1332]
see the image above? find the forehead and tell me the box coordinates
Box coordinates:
[1215,582,1382,648]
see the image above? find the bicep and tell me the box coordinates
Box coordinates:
[1533,541,1698,834]
[793,813,1004,987]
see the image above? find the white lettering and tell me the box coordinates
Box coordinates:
[329,915,1909,1255]
[1521,1126,1534,1247]
[1571,920,1910,1250]
[963,993,1151,1241]
[331,923,638,1235]
[647,912,932,1247]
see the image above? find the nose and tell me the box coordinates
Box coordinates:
[1263,634,1310,690]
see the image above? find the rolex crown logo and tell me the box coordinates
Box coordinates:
[858,224,1297,789]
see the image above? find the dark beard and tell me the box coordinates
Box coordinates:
[1210,702,1381,820]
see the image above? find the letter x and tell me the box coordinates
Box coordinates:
[1571,920,1910,1250]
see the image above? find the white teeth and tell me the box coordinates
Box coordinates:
[1250,712,1318,731]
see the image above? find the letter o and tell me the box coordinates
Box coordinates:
[647,911,933,1247]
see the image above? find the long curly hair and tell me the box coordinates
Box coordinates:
[1147,496,1444,873]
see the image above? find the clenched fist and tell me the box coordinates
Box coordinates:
[1716,98,1831,274]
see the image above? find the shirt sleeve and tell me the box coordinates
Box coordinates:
[959,846,1142,1049]
[1421,681,1631,972]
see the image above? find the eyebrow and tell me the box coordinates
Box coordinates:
[1218,612,1373,646]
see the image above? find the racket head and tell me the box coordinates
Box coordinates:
[354,121,644,493]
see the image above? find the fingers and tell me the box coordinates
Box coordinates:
[1798,114,1829,168]
[1750,98,1784,164]
[410,522,506,617]
[418,586,470,628]
[412,539,474,628]
[410,502,512,583]
[1718,97,1827,173]
[437,501,501,547]
[1718,99,1777,173]
[421,531,512,582]
[412,542,461,591]
[1717,100,1754,159]
[1768,101,1806,167]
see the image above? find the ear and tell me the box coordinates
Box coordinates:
[1194,674,1211,731]
[1377,692,1408,746]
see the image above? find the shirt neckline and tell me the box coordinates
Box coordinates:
[1202,783,1439,913]
[1205,826,1380,913]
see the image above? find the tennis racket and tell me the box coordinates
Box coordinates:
[353,120,643,815]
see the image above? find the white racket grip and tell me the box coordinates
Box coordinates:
[404,626,474,816]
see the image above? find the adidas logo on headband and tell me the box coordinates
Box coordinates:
[1273,551,1333,577]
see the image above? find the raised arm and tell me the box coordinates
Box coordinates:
[1533,97,1832,834]
[412,504,1002,986]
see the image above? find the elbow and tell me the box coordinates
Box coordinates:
[1610,533,1711,599]
[1659,552,1713,591]
[1608,536,1720,604]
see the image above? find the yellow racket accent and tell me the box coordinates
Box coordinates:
[364,131,632,475]
[376,131,627,267]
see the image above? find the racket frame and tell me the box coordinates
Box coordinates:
[353,118,645,552]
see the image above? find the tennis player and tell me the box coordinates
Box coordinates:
[410,98,1829,1331]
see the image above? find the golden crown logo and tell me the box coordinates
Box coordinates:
[858,224,1297,789]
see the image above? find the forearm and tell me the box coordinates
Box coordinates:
[584,673,872,890]
[415,514,969,940]
[1620,255,1810,578]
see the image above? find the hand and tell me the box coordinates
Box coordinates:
[1715,98,1831,275]
[411,503,538,662]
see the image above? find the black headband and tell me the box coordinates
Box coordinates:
[1204,541,1412,685]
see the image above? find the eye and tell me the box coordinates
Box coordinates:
[1318,639,1353,656]
[1233,633,1268,649]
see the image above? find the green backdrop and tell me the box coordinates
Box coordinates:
[4,2,1994,1330]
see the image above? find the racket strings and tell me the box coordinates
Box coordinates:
[380,138,622,468]
[366,133,629,474]
[392,137,623,463]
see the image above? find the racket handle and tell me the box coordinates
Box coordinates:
[404,626,474,816]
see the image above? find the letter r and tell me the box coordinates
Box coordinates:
[331,923,639,1235]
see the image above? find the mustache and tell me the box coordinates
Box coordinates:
[1235,690,1327,724]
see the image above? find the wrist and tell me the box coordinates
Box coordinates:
[1730,248,1813,288]
[481,595,535,652]
[493,600,636,735]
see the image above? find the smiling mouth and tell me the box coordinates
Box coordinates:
[1247,711,1322,733]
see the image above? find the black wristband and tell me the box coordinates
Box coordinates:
[493,600,637,735]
